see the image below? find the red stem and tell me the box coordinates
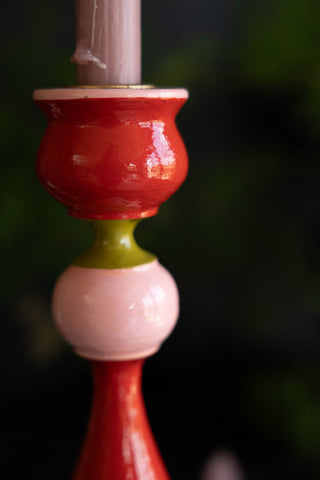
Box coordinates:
[73,359,170,480]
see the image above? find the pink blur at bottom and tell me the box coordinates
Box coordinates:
[73,359,170,480]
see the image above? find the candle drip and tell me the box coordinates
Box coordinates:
[72,0,141,85]
[71,0,106,70]
[71,46,107,70]
[91,0,97,51]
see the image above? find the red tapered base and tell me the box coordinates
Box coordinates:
[73,359,170,480]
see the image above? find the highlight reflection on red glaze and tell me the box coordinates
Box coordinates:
[35,93,188,219]
[73,360,170,480]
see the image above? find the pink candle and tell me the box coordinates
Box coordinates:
[72,0,141,85]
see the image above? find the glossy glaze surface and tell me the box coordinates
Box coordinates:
[74,219,155,269]
[33,87,188,480]
[73,360,170,480]
[52,261,179,360]
[35,90,188,219]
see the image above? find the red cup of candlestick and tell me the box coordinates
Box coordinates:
[34,87,189,220]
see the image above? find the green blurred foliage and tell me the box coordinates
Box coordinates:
[246,367,320,464]
[237,0,320,87]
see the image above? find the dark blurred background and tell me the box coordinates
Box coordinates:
[2,0,320,478]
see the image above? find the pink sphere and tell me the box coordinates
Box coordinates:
[52,260,179,360]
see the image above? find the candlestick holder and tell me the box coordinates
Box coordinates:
[33,86,188,480]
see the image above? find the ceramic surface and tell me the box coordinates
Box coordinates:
[73,359,170,480]
[52,260,179,360]
[35,89,188,219]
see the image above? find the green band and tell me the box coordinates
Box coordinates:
[73,219,156,269]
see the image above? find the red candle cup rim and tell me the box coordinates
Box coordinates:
[33,87,189,101]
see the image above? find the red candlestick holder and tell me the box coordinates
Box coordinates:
[33,86,188,479]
